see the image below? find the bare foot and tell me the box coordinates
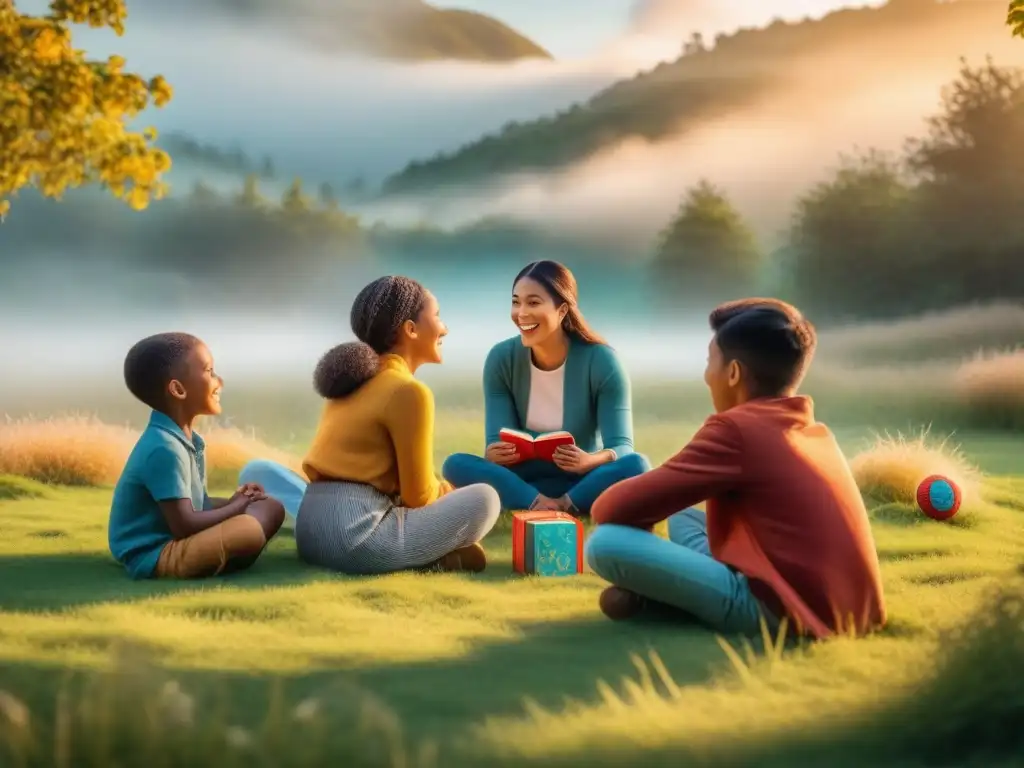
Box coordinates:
[557,494,579,514]
[529,494,563,511]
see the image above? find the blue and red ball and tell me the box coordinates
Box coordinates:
[916,475,961,521]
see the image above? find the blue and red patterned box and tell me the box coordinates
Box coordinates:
[512,511,584,576]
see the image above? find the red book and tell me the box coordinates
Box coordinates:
[499,428,575,463]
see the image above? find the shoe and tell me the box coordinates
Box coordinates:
[424,543,487,573]
[598,586,646,620]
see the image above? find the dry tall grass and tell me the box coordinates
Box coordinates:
[849,428,982,507]
[197,421,306,488]
[801,345,1024,433]
[952,348,1024,430]
[2,342,1021,489]
[0,415,303,488]
[0,416,138,486]
[817,302,1024,364]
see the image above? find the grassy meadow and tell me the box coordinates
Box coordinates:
[1,304,1024,766]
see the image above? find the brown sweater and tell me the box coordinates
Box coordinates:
[591,396,886,639]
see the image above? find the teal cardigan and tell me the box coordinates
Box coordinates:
[482,336,635,458]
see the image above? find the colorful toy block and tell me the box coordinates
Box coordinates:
[512,510,584,576]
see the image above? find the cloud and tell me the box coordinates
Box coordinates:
[612,0,885,64]
[628,0,883,34]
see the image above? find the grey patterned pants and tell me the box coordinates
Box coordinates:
[294,479,500,575]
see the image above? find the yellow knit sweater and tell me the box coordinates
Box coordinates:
[301,354,453,508]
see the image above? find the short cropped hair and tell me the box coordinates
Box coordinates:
[123,332,202,411]
[709,298,816,397]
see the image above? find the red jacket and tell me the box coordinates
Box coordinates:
[592,397,886,639]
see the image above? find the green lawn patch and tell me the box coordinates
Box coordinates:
[1,428,1023,766]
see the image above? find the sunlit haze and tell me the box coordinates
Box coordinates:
[4,0,1021,403]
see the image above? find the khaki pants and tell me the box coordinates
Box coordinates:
[155,515,268,579]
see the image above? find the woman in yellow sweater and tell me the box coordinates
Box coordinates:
[239,276,500,574]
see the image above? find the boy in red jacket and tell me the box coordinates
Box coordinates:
[585,299,886,639]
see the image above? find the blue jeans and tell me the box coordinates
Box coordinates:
[239,459,308,519]
[585,508,779,636]
[442,452,650,513]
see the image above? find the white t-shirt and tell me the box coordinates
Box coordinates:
[524,360,565,433]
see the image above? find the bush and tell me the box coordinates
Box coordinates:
[0,416,139,486]
[849,429,982,510]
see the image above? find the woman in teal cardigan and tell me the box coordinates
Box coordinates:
[442,260,650,514]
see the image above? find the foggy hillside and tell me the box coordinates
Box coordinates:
[24,7,612,189]
[127,0,553,62]
[381,0,1020,196]
[4,0,1023,389]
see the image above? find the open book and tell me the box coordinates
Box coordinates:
[499,428,575,463]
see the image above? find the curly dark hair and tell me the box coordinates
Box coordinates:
[313,342,380,399]
[313,275,428,399]
[123,332,203,411]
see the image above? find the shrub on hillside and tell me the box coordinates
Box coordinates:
[0,416,301,488]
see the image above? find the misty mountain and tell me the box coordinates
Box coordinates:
[134,0,552,62]
[380,0,1017,195]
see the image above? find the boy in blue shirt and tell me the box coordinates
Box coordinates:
[109,332,286,579]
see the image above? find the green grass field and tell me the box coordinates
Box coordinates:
[2,397,1024,766]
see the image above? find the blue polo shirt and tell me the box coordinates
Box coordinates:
[108,410,211,579]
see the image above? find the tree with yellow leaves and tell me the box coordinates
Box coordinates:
[0,0,173,218]
[1011,1,1024,39]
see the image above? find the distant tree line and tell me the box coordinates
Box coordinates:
[9,59,1024,321]
[160,132,279,180]
[5,0,1024,322]
[650,58,1024,321]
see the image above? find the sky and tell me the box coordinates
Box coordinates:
[438,0,631,58]
[440,0,883,59]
